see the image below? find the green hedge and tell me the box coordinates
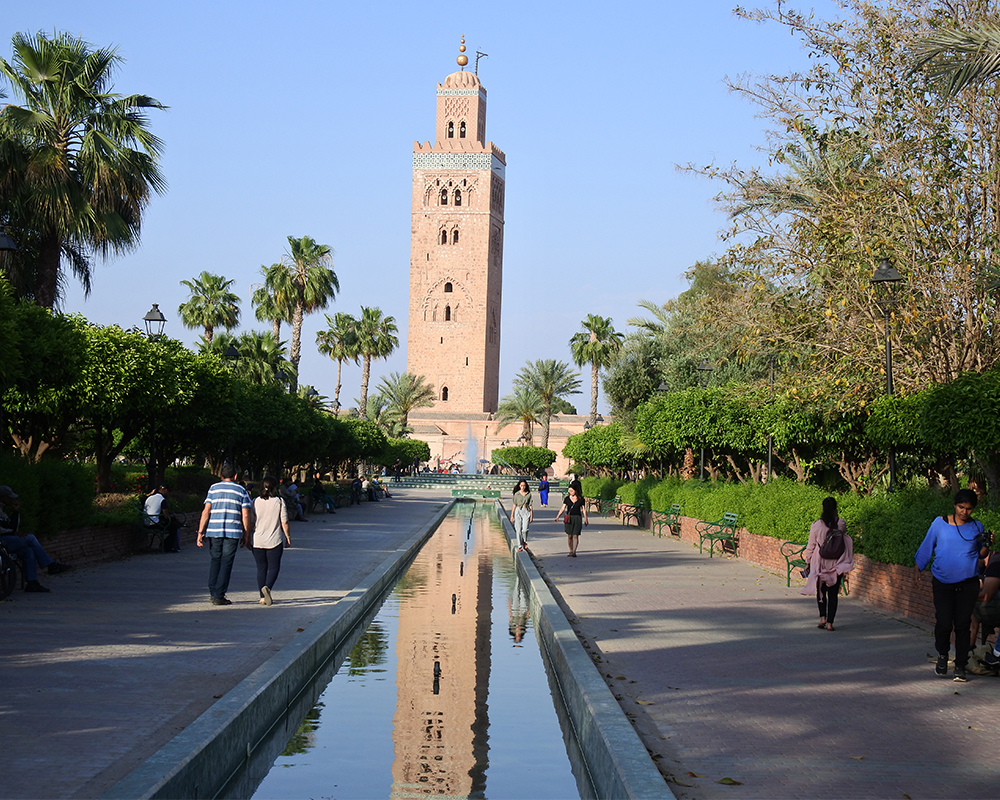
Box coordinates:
[0,452,94,536]
[600,475,988,567]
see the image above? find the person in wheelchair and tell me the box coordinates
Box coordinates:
[0,485,72,593]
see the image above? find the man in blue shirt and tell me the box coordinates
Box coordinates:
[196,465,252,606]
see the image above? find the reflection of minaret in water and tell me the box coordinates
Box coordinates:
[390,506,494,797]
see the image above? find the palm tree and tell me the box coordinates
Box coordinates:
[911,23,1000,96]
[178,272,241,343]
[201,330,292,386]
[569,314,624,425]
[0,31,166,308]
[351,306,399,419]
[374,372,435,429]
[514,359,581,449]
[316,312,357,414]
[267,235,339,392]
[494,385,544,445]
[252,261,293,342]
[364,393,409,438]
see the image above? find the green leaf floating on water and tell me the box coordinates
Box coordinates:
[717,777,743,785]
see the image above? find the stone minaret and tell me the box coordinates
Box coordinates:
[407,38,505,414]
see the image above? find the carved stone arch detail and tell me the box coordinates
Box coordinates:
[420,275,474,316]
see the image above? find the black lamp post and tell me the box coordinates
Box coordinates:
[142,305,167,492]
[697,359,713,481]
[0,228,17,252]
[766,354,775,483]
[871,257,904,492]
[143,304,167,339]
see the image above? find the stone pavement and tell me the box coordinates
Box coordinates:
[523,509,999,799]
[0,490,450,800]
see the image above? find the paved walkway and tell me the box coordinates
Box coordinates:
[0,491,450,800]
[6,489,998,800]
[523,509,999,799]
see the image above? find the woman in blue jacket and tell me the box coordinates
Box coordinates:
[915,488,988,682]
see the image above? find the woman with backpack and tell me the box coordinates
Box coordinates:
[800,497,854,631]
[915,488,988,682]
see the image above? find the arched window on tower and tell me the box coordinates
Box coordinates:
[447,121,454,139]
[439,229,447,245]
[459,121,467,138]
[444,306,451,322]
[444,282,453,293]
[440,189,448,205]
[442,386,449,401]
[454,190,462,207]
[452,229,459,244]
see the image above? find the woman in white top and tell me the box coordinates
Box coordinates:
[252,476,291,605]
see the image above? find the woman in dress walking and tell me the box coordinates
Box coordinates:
[510,479,533,552]
[800,497,853,631]
[555,483,588,557]
[251,476,292,606]
[538,474,550,506]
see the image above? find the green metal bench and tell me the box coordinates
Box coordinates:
[696,512,740,557]
[134,500,172,553]
[780,541,808,586]
[651,504,681,537]
[605,495,622,519]
[619,500,646,527]
[585,496,603,515]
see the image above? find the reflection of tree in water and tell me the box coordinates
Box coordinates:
[346,621,388,676]
[280,702,324,757]
[393,562,428,600]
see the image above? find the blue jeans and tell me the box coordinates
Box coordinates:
[1,534,53,581]
[207,537,240,599]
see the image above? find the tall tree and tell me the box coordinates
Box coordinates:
[268,235,339,393]
[494,385,544,446]
[352,306,399,419]
[177,271,241,343]
[316,311,357,414]
[569,314,624,425]
[252,261,293,342]
[911,21,1000,96]
[202,330,292,386]
[0,31,166,308]
[374,371,435,429]
[514,359,581,449]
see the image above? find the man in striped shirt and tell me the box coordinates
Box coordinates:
[196,465,252,605]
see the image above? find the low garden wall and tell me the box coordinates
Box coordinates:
[619,506,936,628]
[39,524,200,567]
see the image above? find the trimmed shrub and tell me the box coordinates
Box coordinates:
[0,452,93,536]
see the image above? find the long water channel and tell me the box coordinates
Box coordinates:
[233,501,593,799]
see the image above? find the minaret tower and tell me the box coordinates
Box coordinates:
[407,37,505,414]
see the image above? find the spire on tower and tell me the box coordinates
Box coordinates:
[457,35,468,69]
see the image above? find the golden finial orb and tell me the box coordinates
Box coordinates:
[457,35,468,67]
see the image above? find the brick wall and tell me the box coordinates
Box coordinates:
[38,524,199,567]
[624,508,936,627]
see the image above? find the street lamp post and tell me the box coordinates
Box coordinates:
[142,304,167,492]
[697,359,713,481]
[871,257,905,492]
[767,354,775,484]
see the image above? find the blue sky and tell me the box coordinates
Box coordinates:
[3,0,842,412]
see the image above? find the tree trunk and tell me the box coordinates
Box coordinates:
[590,361,599,425]
[335,358,343,415]
[359,355,372,419]
[289,303,304,394]
[541,402,552,449]
[272,318,281,342]
[35,231,62,309]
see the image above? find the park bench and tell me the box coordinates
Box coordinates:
[696,512,740,557]
[584,496,603,515]
[619,500,647,527]
[0,540,24,599]
[605,495,622,519]
[780,541,808,586]
[651,504,682,537]
[133,500,179,553]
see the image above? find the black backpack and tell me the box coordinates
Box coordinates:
[819,525,846,560]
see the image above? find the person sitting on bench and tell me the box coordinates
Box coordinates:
[144,485,182,552]
[0,485,72,593]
